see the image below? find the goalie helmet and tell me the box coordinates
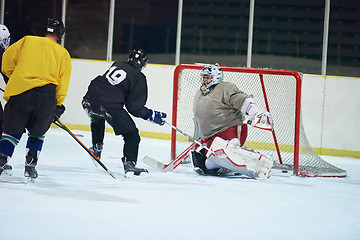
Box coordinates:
[45,18,65,44]
[200,64,224,95]
[0,24,10,50]
[127,49,149,70]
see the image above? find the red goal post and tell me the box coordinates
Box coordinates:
[171,64,347,177]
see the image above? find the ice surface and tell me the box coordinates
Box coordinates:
[0,127,359,240]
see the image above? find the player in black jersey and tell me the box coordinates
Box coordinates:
[82,49,167,177]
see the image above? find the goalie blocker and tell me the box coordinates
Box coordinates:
[206,137,273,179]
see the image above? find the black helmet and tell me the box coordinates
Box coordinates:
[127,49,148,69]
[45,18,65,44]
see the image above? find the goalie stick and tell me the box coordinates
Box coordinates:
[143,120,214,171]
[143,142,195,171]
[165,121,274,179]
[165,120,216,154]
[53,120,116,179]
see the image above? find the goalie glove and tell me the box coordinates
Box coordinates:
[241,98,274,131]
[251,111,274,131]
[145,109,167,126]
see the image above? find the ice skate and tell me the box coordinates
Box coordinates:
[89,143,103,159]
[190,149,230,177]
[24,165,38,179]
[190,149,207,175]
[0,154,10,176]
[24,149,38,181]
[122,157,148,177]
[89,143,103,166]
[2,164,12,175]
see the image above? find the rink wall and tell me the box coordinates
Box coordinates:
[57,59,359,159]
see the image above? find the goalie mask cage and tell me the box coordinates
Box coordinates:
[171,64,347,177]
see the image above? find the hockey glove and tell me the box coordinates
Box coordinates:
[251,111,274,131]
[146,109,167,126]
[53,104,66,123]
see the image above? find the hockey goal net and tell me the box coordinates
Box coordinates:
[171,64,347,177]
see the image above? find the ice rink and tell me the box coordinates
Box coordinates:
[0,127,359,240]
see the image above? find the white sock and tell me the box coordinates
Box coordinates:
[205,158,221,169]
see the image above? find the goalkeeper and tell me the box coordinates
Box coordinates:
[191,64,273,177]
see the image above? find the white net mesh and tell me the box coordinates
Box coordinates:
[172,64,346,177]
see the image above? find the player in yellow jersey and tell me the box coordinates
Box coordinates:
[0,18,71,180]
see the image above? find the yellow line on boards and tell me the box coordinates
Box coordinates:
[51,123,360,159]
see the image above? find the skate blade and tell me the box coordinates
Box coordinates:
[91,158,99,167]
[2,169,13,176]
[125,171,149,178]
[25,177,36,183]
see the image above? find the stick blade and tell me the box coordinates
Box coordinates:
[143,156,183,172]
[143,156,167,170]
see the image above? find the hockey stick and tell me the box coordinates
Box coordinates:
[53,120,116,179]
[164,121,216,154]
[164,121,274,179]
[144,120,211,171]
[143,142,195,171]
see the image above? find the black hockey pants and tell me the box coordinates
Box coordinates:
[82,99,141,162]
[3,84,56,136]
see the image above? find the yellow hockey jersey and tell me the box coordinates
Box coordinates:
[1,35,71,105]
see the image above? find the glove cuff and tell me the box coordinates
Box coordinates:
[144,109,153,120]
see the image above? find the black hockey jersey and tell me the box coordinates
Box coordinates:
[83,61,150,119]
